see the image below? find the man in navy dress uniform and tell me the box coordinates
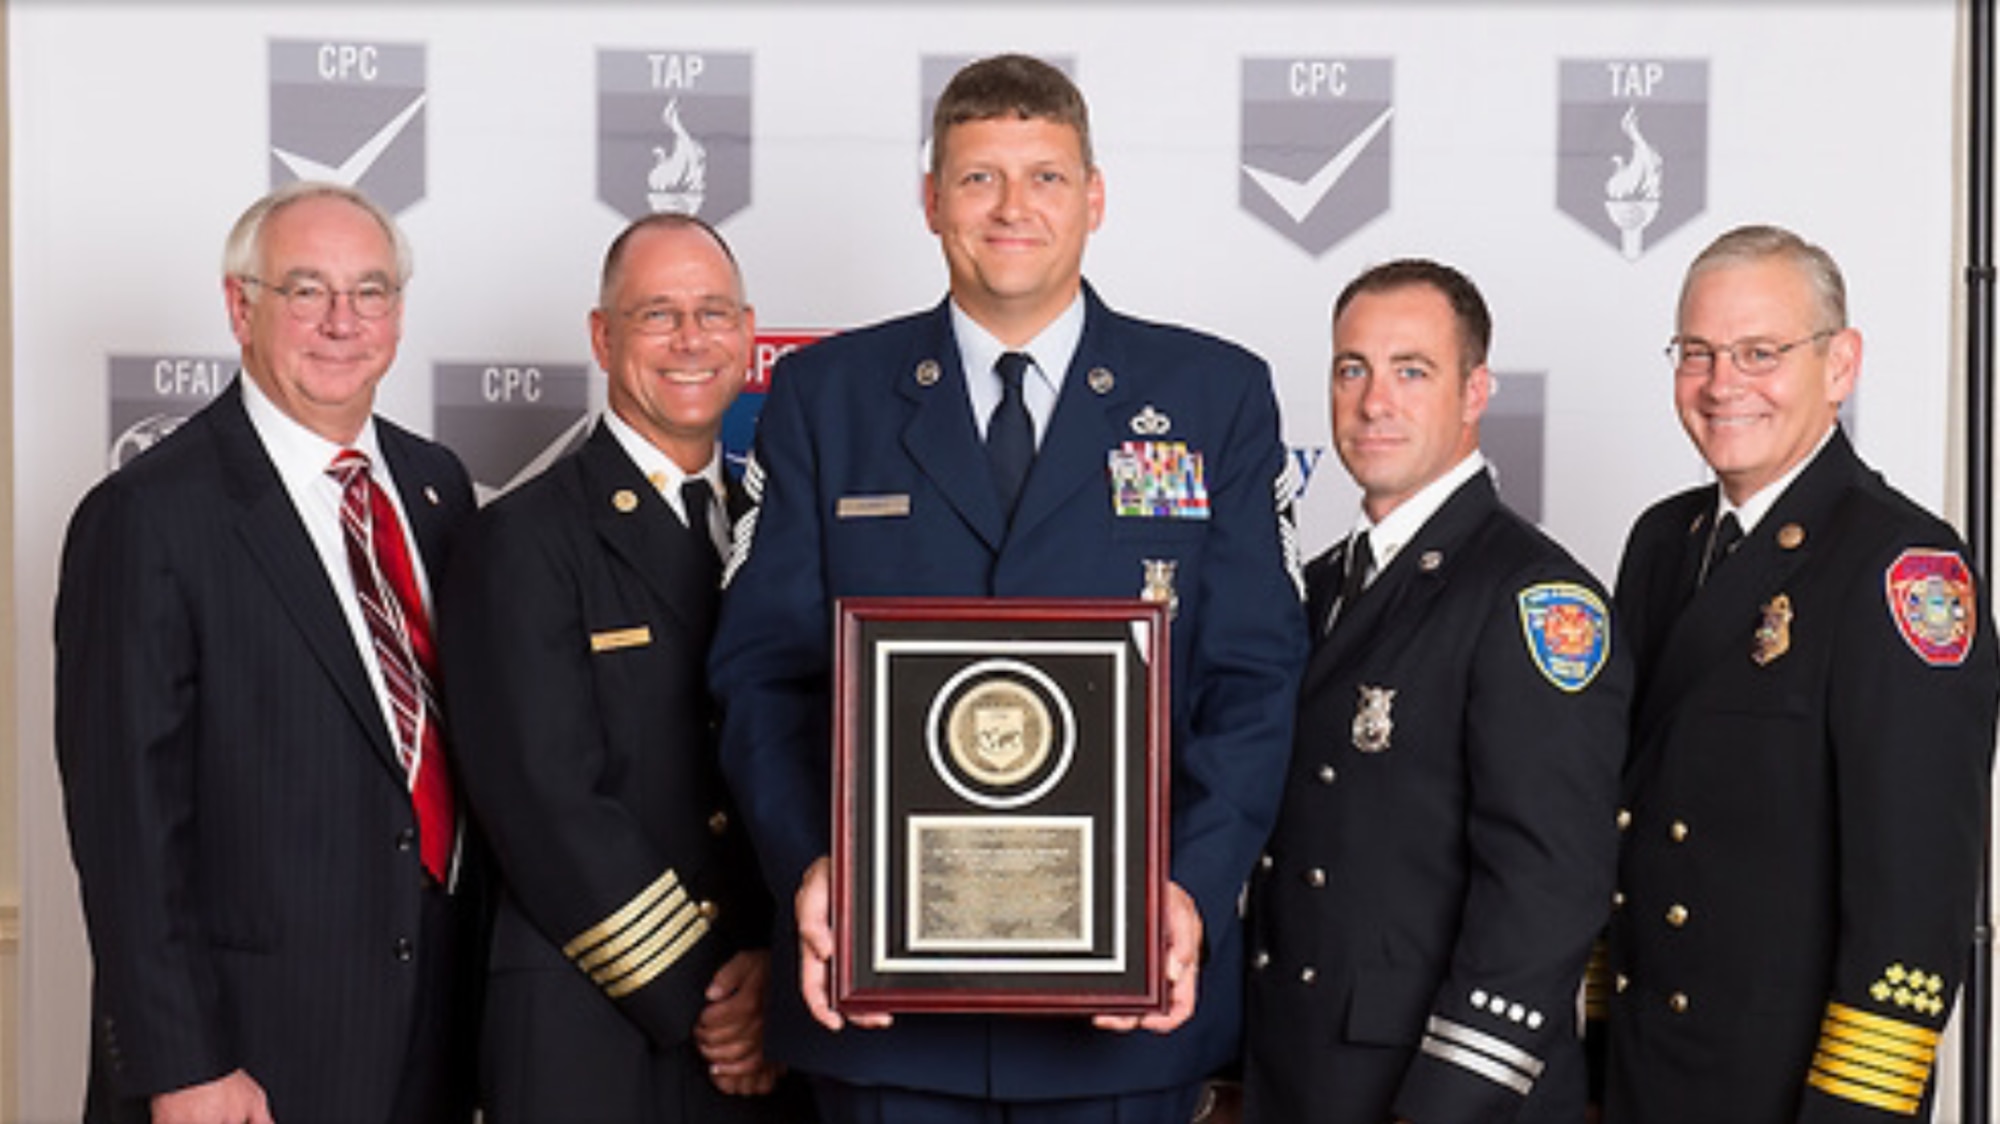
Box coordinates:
[1604,224,2000,1122]
[1241,259,1628,1124]
[708,53,1307,1123]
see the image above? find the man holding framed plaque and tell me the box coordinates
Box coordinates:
[710,53,1307,1124]
[1241,260,1629,1124]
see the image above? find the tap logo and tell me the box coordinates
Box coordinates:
[1240,58,1394,257]
[432,362,592,504]
[269,40,427,215]
[1558,60,1707,261]
[599,50,752,224]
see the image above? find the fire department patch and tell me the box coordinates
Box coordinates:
[1518,582,1610,693]
[1886,548,1975,667]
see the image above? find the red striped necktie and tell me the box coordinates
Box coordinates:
[328,448,455,885]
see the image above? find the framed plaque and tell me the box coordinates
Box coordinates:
[831,597,1169,1016]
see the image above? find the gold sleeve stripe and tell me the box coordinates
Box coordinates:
[578,885,691,974]
[1825,1002,1941,1049]
[562,869,680,961]
[1582,939,1612,1020]
[1816,1035,1933,1083]
[1820,1020,1937,1068]
[1811,1052,1929,1098]
[604,915,712,999]
[1806,1068,1922,1116]
[589,897,702,986]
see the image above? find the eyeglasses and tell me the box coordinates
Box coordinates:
[241,275,401,321]
[1666,330,1835,377]
[619,301,745,337]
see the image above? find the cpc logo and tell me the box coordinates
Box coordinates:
[749,331,828,393]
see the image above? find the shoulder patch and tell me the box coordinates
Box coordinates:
[1517,582,1610,693]
[1885,548,1976,667]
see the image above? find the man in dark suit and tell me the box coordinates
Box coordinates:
[1603,225,2000,1122]
[1240,259,1628,1124]
[440,214,806,1122]
[54,181,479,1123]
[708,53,1307,1123]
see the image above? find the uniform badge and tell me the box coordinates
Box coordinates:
[1141,558,1179,618]
[1419,550,1443,573]
[1130,405,1171,435]
[1352,685,1395,753]
[914,359,941,387]
[1778,523,1806,550]
[611,488,640,513]
[1108,441,1210,519]
[1088,367,1115,395]
[1517,582,1610,692]
[1752,593,1793,666]
[1885,548,1976,667]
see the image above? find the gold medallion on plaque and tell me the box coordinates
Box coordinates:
[947,679,1053,788]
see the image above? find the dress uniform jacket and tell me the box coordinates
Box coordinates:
[54,379,481,1123]
[1242,469,1630,1124]
[707,284,1309,1101]
[1605,430,1999,1123]
[439,421,794,1122]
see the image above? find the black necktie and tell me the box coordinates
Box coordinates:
[680,477,721,586]
[1699,511,1743,587]
[1326,530,1373,633]
[986,352,1036,519]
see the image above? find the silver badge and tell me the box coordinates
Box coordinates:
[914,359,941,386]
[1088,367,1115,394]
[1130,405,1172,436]
[1141,558,1179,619]
[1419,550,1443,572]
[1352,685,1395,753]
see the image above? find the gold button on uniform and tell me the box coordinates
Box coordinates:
[1300,966,1317,985]
[707,810,729,836]
[1612,890,1626,909]
[1669,820,1690,843]
[1259,853,1273,871]
[698,900,720,921]
[1616,974,1630,993]
[1253,951,1270,970]
[1317,764,1337,784]
[1666,904,1689,927]
[1668,992,1689,1014]
[1305,868,1326,888]
[1617,808,1632,830]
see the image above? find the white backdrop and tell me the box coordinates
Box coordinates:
[8,2,1970,1119]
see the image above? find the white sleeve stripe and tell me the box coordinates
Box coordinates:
[1419,1035,1536,1095]
[1426,1015,1547,1077]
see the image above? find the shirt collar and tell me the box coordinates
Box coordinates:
[602,407,721,497]
[950,290,1085,393]
[1349,451,1489,574]
[239,369,384,485]
[1716,423,1837,535]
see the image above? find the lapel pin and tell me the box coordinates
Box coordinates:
[1419,550,1443,572]
[1778,523,1805,550]
[423,485,440,506]
[1088,367,1115,395]
[612,489,639,513]
[914,359,941,387]
[1688,512,1705,537]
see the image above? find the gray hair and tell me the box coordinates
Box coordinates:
[1681,223,1847,331]
[221,181,413,285]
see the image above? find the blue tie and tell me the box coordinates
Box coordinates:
[987,352,1035,519]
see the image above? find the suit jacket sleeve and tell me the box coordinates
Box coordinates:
[440,499,727,1048]
[1800,542,1998,1122]
[1165,362,1309,939]
[1397,564,1629,1123]
[55,479,234,1098]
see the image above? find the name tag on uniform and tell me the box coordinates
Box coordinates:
[1109,441,1209,519]
[837,494,912,519]
[590,626,652,653]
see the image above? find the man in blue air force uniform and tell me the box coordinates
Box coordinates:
[708,53,1307,1123]
[1244,259,1629,1124]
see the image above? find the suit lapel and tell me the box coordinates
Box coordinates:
[897,301,1008,551]
[214,380,402,775]
[1009,288,1130,544]
[378,423,455,588]
[1630,432,1860,744]
[580,421,715,634]
[1301,473,1499,697]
